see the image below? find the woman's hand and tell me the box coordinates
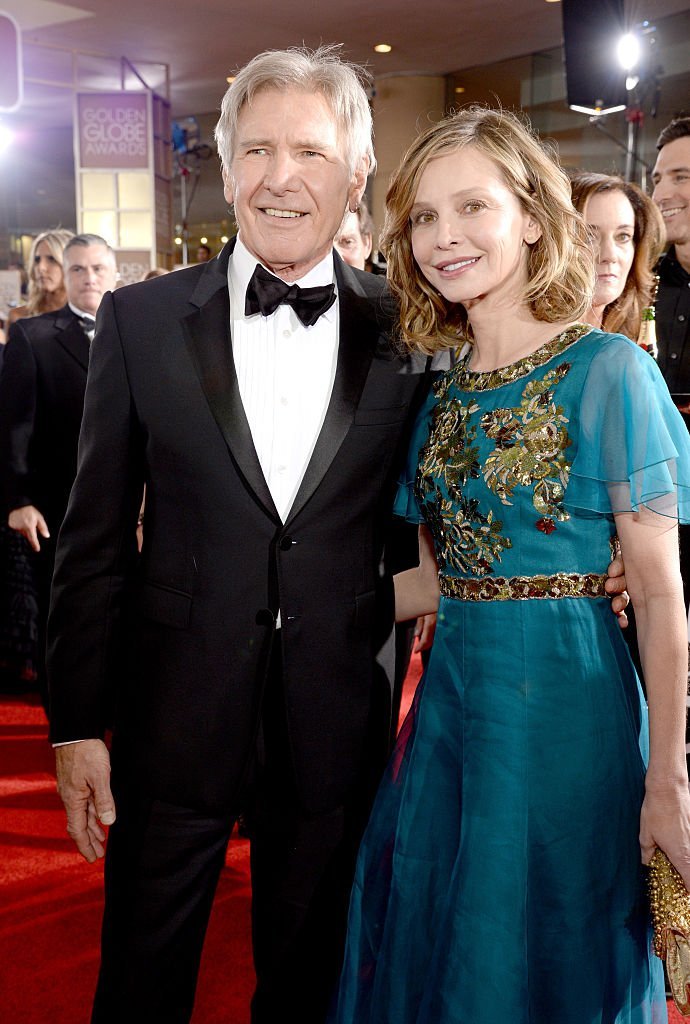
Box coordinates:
[640,779,690,891]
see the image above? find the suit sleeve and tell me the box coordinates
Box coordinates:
[47,291,145,742]
[0,320,39,514]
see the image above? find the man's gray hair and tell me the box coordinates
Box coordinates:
[215,45,376,179]
[64,233,116,262]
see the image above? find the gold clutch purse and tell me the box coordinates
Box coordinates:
[648,849,690,1015]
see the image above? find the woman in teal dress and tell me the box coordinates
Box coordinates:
[331,108,690,1024]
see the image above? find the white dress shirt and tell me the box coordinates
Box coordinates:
[68,302,96,342]
[229,237,339,523]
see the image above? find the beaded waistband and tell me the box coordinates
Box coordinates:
[439,572,608,602]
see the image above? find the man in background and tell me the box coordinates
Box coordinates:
[0,233,117,705]
[653,116,690,406]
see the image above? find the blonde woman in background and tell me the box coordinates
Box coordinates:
[6,228,74,326]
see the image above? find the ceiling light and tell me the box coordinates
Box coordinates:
[455,86,465,94]
[174,236,182,245]
[226,76,235,84]
[220,235,229,244]
[200,236,208,244]
[374,44,392,54]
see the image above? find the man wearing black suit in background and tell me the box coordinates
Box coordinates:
[48,48,435,1024]
[0,234,117,704]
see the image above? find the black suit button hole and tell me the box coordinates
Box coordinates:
[279,536,295,551]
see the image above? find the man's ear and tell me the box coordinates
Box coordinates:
[222,168,234,206]
[347,156,369,213]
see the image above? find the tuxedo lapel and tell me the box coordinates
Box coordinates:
[54,307,90,371]
[183,244,279,522]
[285,257,379,526]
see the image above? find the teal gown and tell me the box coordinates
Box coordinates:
[332,326,690,1024]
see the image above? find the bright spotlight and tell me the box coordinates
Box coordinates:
[0,123,12,154]
[617,33,640,71]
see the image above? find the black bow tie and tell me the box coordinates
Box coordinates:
[245,264,336,328]
[77,315,96,332]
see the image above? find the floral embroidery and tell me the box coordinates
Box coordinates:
[415,327,586,576]
[481,363,572,526]
[439,572,607,601]
[417,398,481,501]
[415,398,511,576]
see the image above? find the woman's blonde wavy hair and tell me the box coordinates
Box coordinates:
[25,228,74,315]
[382,106,595,354]
[570,171,665,341]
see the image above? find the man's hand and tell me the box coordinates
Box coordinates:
[55,740,115,863]
[413,613,437,653]
[605,551,629,628]
[8,505,49,552]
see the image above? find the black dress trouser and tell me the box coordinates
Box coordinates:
[91,644,370,1024]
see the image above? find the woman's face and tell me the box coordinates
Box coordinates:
[583,190,636,314]
[409,146,539,312]
[32,241,64,294]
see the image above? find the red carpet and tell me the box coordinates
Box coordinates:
[0,659,684,1023]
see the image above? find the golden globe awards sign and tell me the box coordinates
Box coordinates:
[77,92,149,169]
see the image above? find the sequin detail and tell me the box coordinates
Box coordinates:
[439,572,608,601]
[481,363,572,524]
[435,322,591,398]
[416,397,511,577]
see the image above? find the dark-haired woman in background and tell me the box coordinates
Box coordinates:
[570,171,664,342]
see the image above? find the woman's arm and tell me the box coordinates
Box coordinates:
[394,525,440,623]
[614,506,690,888]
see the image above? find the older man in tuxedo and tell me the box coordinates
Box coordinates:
[48,48,434,1024]
[0,233,117,702]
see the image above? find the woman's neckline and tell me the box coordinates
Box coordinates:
[454,323,592,392]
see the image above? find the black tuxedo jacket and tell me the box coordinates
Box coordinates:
[0,306,90,530]
[47,243,431,815]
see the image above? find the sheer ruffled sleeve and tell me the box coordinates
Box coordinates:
[393,383,438,524]
[566,332,690,522]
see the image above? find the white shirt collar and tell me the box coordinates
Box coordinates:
[228,236,337,324]
[68,302,96,321]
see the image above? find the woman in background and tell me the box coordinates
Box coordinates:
[570,171,664,342]
[571,172,666,678]
[332,107,690,1024]
[6,228,73,326]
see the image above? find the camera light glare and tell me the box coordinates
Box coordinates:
[0,124,12,154]
[617,33,640,71]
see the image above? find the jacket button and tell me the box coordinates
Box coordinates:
[255,609,274,626]
[279,536,294,551]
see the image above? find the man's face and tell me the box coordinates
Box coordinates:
[225,87,367,282]
[334,210,373,271]
[652,136,690,250]
[63,244,118,316]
